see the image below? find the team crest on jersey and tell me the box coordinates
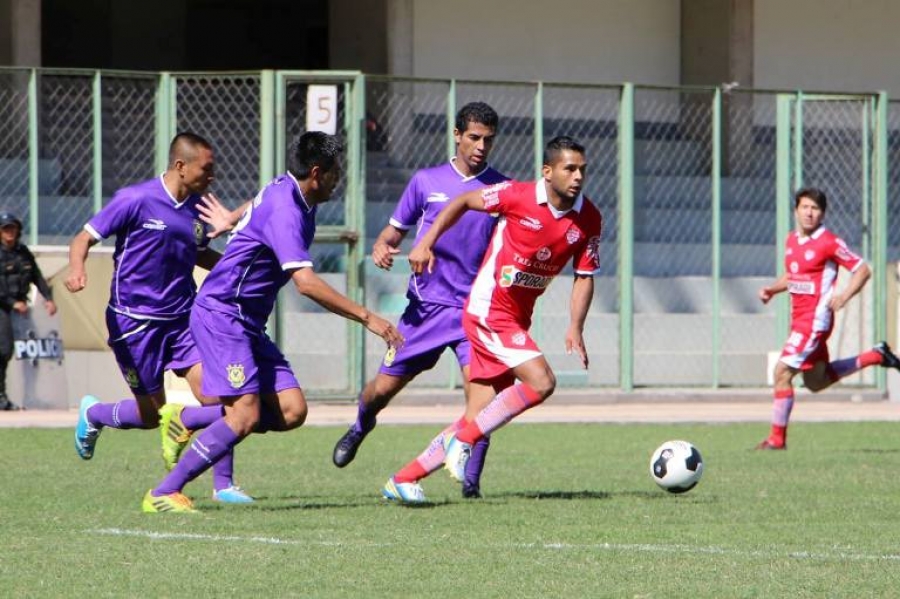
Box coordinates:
[124,368,140,388]
[511,331,527,346]
[383,345,397,367]
[565,227,581,245]
[536,247,551,261]
[227,363,246,389]
[193,219,206,244]
[790,261,799,273]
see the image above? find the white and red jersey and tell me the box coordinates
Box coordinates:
[784,226,865,333]
[465,180,603,329]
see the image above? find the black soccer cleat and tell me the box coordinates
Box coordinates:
[461,482,483,499]
[332,427,366,468]
[874,341,900,371]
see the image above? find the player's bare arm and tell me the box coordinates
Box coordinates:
[566,275,594,369]
[65,230,99,293]
[408,190,484,274]
[371,224,406,271]
[758,273,789,304]
[198,193,250,239]
[830,262,871,312]
[291,267,404,348]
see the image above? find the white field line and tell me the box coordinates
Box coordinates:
[89,528,900,562]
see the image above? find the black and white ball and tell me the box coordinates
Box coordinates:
[650,440,703,493]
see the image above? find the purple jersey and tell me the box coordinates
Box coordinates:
[196,173,316,330]
[85,176,210,319]
[390,160,508,307]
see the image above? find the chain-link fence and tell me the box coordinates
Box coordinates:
[0,67,890,395]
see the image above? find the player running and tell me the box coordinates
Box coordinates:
[756,186,900,450]
[68,132,253,504]
[331,101,508,498]
[142,131,403,513]
[382,135,602,503]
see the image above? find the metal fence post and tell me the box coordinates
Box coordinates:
[874,91,889,391]
[27,68,38,244]
[618,83,634,391]
[154,72,172,173]
[92,71,103,215]
[259,70,276,188]
[347,72,367,394]
[446,79,456,160]
[711,87,722,388]
[775,94,793,345]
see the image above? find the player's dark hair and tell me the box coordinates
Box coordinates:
[168,132,212,166]
[455,102,499,133]
[794,187,827,213]
[543,136,586,165]
[288,132,343,180]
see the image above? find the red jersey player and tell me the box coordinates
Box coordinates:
[756,187,900,450]
[381,136,602,503]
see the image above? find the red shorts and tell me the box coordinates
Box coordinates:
[779,327,832,371]
[462,312,542,384]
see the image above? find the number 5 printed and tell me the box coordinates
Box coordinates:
[306,85,337,135]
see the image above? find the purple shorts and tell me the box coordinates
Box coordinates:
[106,309,200,395]
[190,305,299,398]
[379,300,470,377]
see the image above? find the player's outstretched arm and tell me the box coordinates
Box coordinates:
[65,230,99,293]
[199,193,250,239]
[291,267,404,348]
[408,190,484,274]
[372,224,406,271]
[566,275,594,369]
[830,262,871,312]
[758,273,789,304]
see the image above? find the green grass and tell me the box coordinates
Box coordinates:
[3,420,900,598]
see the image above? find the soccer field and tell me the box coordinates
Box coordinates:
[4,421,899,597]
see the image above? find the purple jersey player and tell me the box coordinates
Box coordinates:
[331,102,508,502]
[142,131,403,513]
[67,132,253,505]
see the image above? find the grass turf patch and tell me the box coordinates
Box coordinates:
[2,420,899,597]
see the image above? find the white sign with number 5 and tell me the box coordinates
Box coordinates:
[306,85,337,135]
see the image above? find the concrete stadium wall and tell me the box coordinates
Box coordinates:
[408,0,681,85]
[755,0,900,97]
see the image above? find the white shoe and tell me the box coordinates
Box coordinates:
[443,434,472,483]
[381,477,427,504]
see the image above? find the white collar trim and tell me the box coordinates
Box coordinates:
[450,157,490,183]
[535,181,583,219]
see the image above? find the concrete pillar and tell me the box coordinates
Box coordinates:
[329,0,388,74]
[386,0,413,77]
[0,0,41,66]
[681,0,755,176]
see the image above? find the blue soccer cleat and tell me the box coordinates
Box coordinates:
[213,485,255,504]
[75,395,102,460]
[381,477,427,504]
[442,434,472,483]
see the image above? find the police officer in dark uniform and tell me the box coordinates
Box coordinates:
[0,212,56,410]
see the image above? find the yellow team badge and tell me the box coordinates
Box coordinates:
[227,363,246,389]
[193,219,205,245]
[124,368,140,388]
[383,345,397,367]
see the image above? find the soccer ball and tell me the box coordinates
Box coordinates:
[649,440,703,493]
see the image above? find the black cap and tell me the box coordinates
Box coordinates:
[0,213,22,230]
